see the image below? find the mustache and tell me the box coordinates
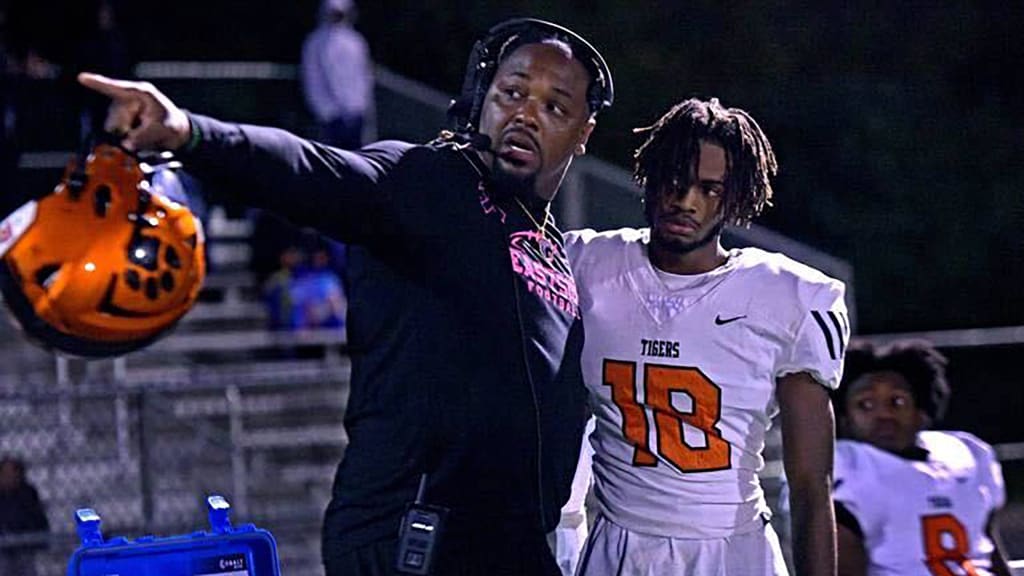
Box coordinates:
[658,209,700,228]
[500,127,541,152]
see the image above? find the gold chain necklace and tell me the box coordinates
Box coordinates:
[513,195,552,235]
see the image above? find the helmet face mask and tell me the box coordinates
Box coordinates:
[0,144,206,357]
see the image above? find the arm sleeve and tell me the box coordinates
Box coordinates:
[832,443,876,541]
[181,113,413,243]
[551,416,595,576]
[834,501,863,538]
[563,228,601,276]
[986,453,1007,511]
[775,280,850,389]
[955,432,1007,511]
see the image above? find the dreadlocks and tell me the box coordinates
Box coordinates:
[634,98,777,227]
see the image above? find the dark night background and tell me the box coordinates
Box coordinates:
[2,0,1023,536]
[2,5,1023,570]
[4,1,1022,333]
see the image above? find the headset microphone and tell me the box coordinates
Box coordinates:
[468,133,495,155]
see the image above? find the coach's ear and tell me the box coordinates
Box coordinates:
[574,118,596,156]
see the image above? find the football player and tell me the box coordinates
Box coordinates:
[833,339,1011,576]
[564,98,848,575]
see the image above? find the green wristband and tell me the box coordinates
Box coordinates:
[184,116,202,152]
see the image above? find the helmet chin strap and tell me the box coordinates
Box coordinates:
[67,131,179,200]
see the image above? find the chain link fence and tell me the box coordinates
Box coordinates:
[0,309,349,576]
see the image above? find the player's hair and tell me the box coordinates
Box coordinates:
[634,98,776,227]
[835,339,951,424]
[0,456,27,481]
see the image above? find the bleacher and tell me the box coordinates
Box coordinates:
[0,67,464,576]
[0,198,351,574]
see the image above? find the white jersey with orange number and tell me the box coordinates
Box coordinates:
[565,228,849,538]
[833,431,1006,576]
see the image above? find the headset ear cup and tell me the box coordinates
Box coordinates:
[466,66,496,131]
[448,38,488,131]
[446,95,474,131]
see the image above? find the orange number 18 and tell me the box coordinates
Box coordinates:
[603,360,731,473]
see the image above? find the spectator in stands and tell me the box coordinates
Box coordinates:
[300,0,374,150]
[263,241,346,332]
[298,0,369,286]
[290,242,346,330]
[0,456,49,576]
[832,339,1011,575]
[262,243,305,331]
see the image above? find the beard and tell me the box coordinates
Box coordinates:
[490,159,538,202]
[651,219,724,255]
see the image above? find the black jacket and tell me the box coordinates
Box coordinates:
[0,483,49,551]
[182,116,587,556]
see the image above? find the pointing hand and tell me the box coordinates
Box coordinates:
[77,72,192,152]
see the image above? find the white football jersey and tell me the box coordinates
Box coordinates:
[833,431,1006,576]
[565,228,849,538]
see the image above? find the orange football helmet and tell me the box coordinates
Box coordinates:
[0,143,206,357]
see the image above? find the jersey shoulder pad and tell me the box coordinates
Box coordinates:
[833,440,895,509]
[921,430,998,469]
[564,227,646,276]
[736,248,846,305]
[834,439,880,481]
[922,430,1006,508]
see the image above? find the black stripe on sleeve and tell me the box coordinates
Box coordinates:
[811,310,837,360]
[835,501,863,538]
[837,311,850,340]
[827,310,846,357]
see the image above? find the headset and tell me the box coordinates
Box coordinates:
[447,18,614,135]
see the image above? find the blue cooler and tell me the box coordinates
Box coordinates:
[67,495,281,576]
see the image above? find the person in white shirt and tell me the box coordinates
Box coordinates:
[832,339,1011,576]
[563,97,848,575]
[300,0,374,150]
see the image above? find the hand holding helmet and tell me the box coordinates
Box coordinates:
[0,71,205,357]
[77,72,192,152]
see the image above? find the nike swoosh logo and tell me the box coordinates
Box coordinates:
[714,314,747,325]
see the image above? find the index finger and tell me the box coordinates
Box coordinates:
[77,72,140,100]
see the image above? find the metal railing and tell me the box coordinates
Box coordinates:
[1,349,347,576]
[14,60,855,317]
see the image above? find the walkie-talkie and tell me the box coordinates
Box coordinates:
[395,474,448,575]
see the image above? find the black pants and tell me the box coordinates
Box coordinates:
[323,531,561,576]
